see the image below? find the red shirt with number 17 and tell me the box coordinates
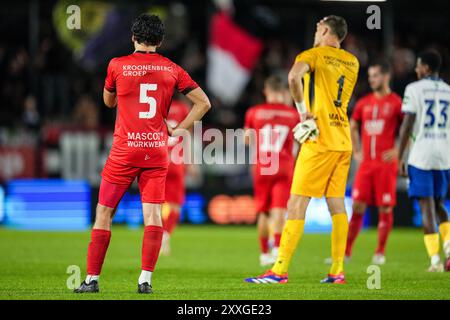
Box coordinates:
[244,103,300,176]
[104,51,198,168]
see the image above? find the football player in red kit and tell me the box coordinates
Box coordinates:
[160,99,192,255]
[75,14,211,294]
[343,61,403,265]
[244,75,300,266]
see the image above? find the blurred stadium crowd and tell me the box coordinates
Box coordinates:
[0,0,449,188]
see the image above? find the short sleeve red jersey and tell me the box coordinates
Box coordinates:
[167,100,190,164]
[244,103,300,176]
[104,51,198,168]
[351,92,403,161]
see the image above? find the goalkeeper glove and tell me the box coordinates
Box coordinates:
[293,119,319,144]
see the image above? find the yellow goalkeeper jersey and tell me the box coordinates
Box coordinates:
[295,46,359,151]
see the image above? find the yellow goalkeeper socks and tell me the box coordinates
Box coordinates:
[440,222,450,257]
[271,219,305,275]
[438,222,450,243]
[330,213,349,276]
[424,233,440,258]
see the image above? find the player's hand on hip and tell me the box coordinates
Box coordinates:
[293,118,319,143]
[164,119,173,136]
[382,148,399,163]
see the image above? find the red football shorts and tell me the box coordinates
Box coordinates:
[253,172,292,213]
[164,162,185,205]
[99,158,168,208]
[352,160,398,207]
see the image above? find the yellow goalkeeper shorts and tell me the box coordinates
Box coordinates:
[291,144,351,198]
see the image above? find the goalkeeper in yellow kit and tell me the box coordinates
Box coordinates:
[245,15,359,284]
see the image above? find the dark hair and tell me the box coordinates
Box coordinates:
[323,15,348,42]
[418,50,442,73]
[369,59,391,74]
[131,14,165,46]
[264,75,286,91]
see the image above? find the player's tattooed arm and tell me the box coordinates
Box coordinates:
[170,87,211,136]
[103,89,117,108]
[288,61,310,104]
[288,61,314,121]
[397,112,416,176]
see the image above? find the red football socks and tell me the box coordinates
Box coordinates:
[376,212,393,255]
[274,233,281,248]
[259,236,269,254]
[142,225,163,271]
[87,229,111,275]
[346,212,364,257]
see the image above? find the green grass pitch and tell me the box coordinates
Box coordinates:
[0,225,449,300]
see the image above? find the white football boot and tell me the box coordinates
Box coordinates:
[427,254,443,272]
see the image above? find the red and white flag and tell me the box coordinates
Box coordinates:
[207,12,263,106]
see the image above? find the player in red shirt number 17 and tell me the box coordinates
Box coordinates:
[74,14,211,294]
[244,76,300,267]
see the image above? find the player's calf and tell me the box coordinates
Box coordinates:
[159,231,171,256]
